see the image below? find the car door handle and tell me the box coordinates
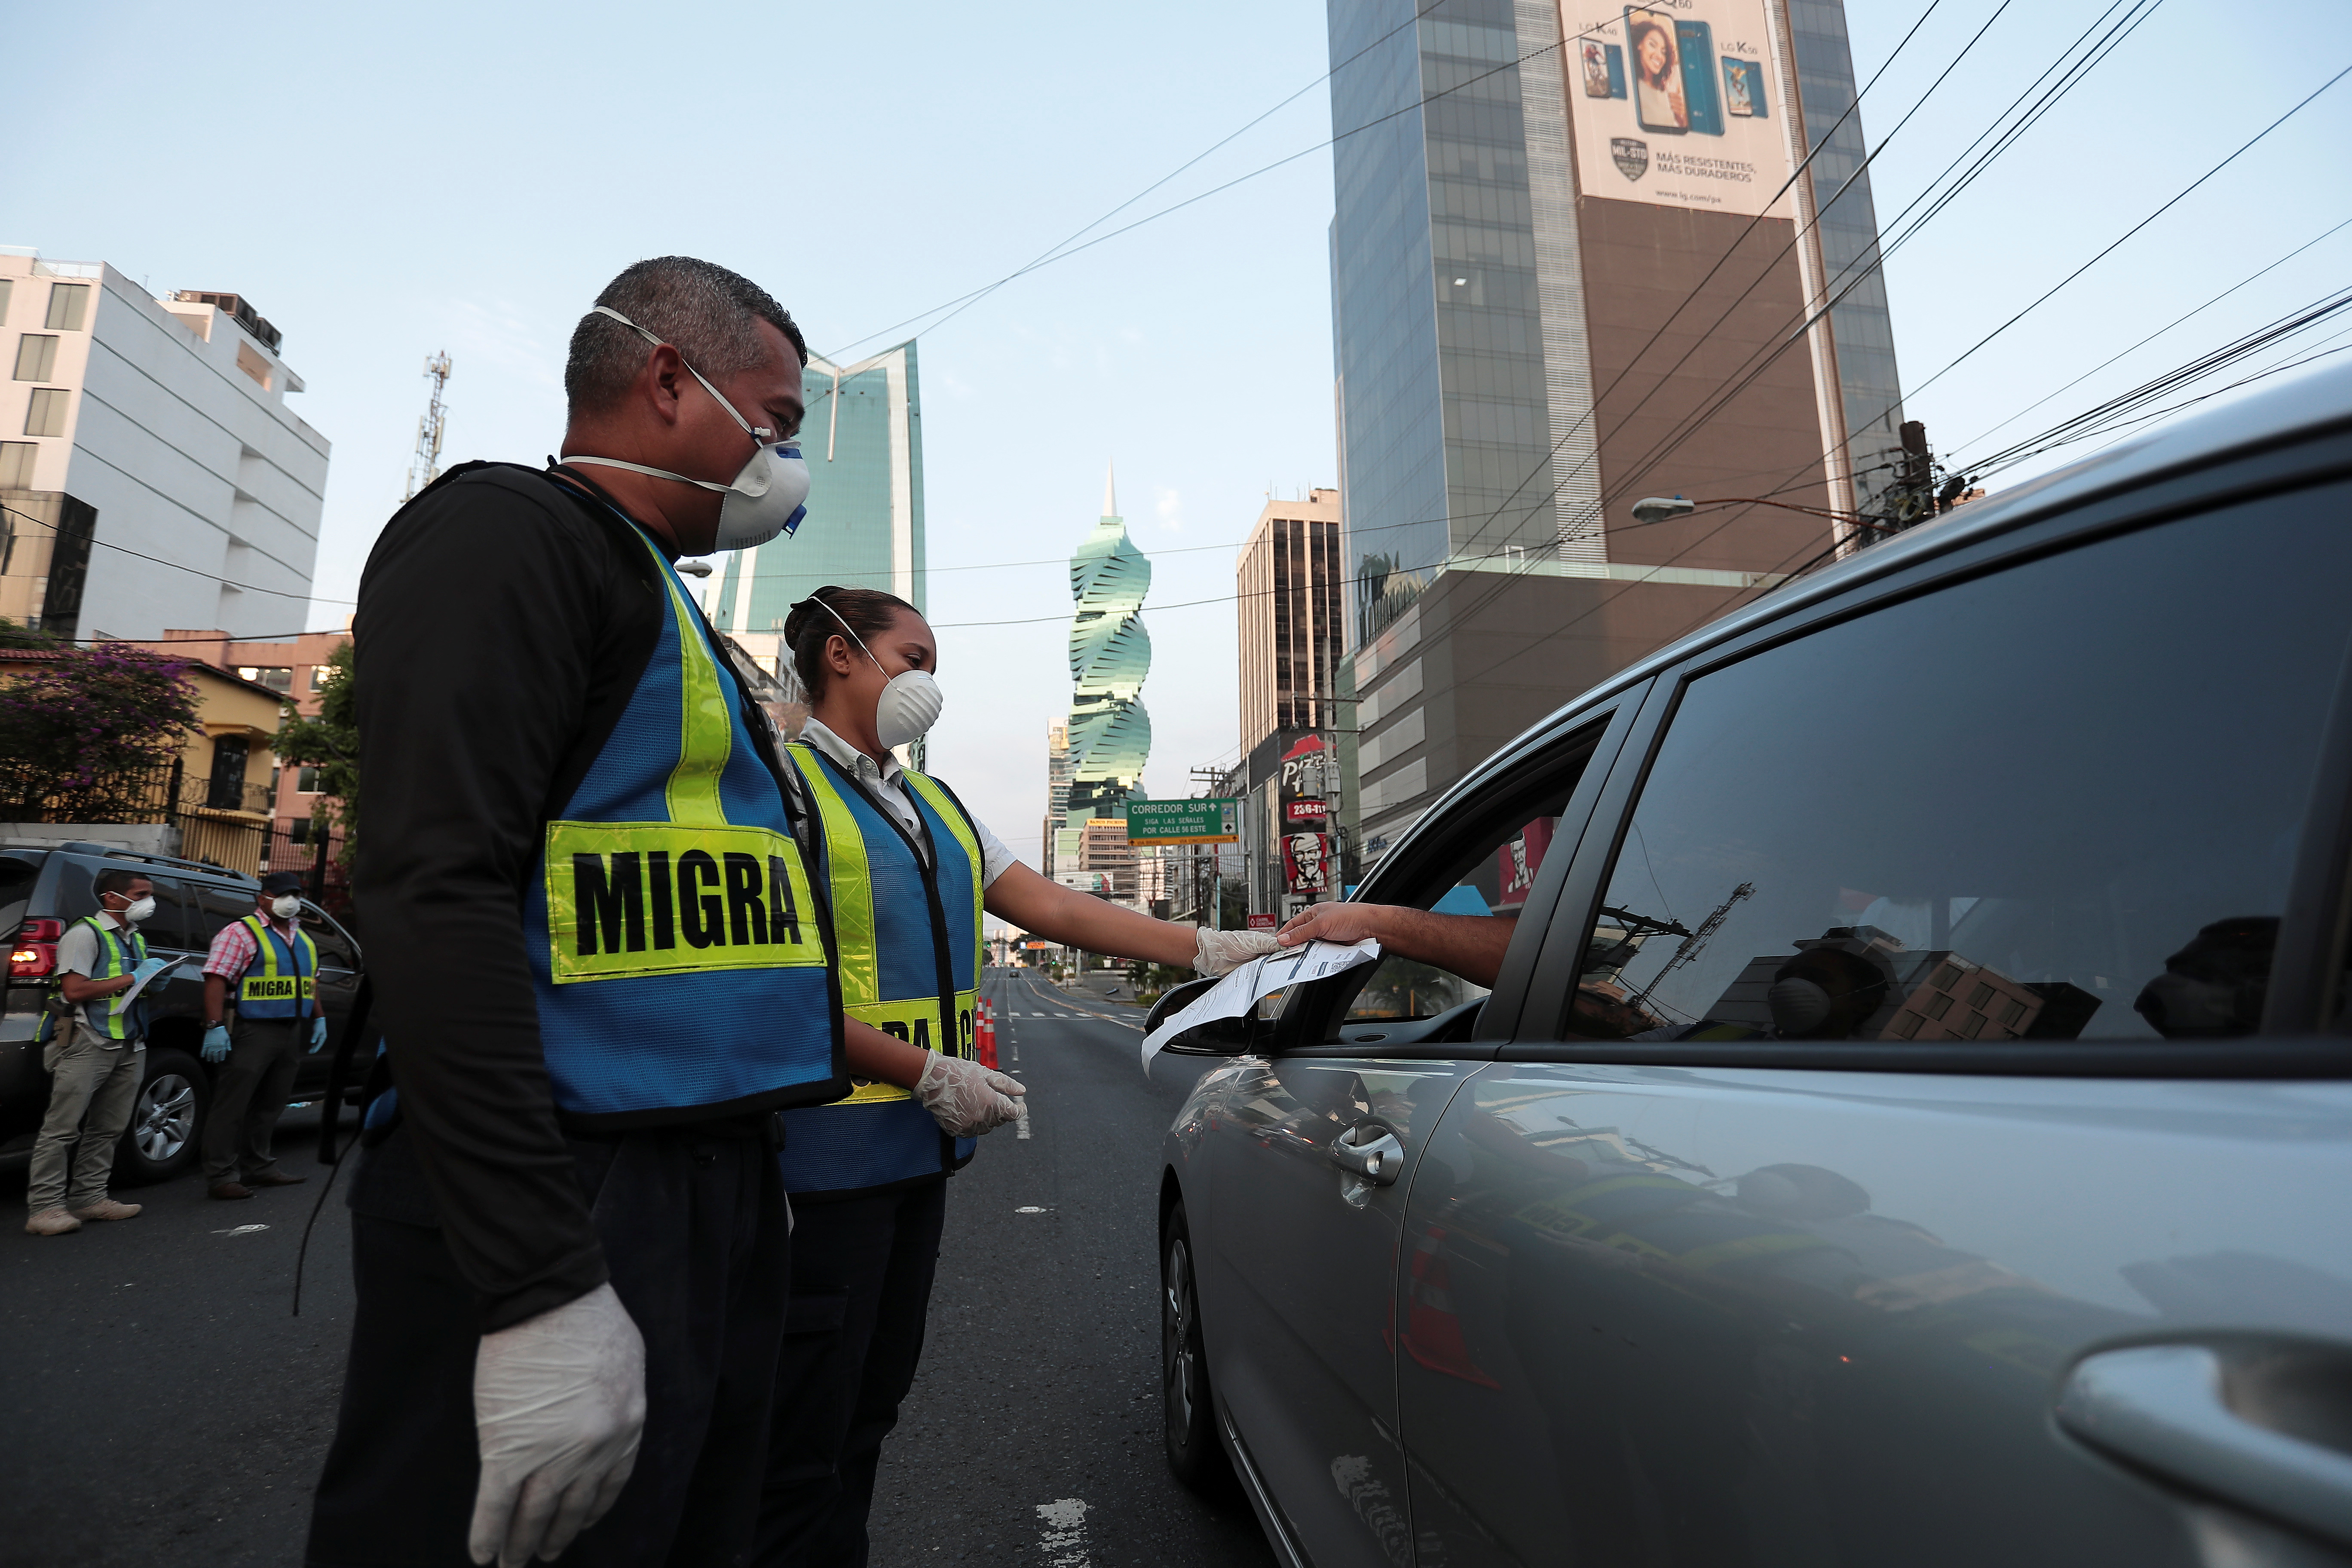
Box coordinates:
[1329,1121,1404,1186]
[2057,1344,2352,1550]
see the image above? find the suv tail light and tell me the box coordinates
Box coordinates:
[11,920,62,979]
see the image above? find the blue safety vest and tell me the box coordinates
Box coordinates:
[69,916,148,1041]
[235,915,318,1020]
[517,517,845,1126]
[779,744,984,1194]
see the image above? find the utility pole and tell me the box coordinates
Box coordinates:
[1623,882,1753,1017]
[404,352,454,501]
[1878,421,1975,536]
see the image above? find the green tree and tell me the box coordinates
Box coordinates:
[273,640,358,862]
[0,643,201,818]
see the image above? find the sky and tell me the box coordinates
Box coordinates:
[9,0,2349,912]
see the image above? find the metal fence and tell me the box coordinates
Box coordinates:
[0,754,350,910]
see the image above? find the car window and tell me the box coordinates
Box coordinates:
[55,858,106,925]
[189,882,258,951]
[1342,726,1604,1025]
[1567,490,2352,1044]
[136,876,195,951]
[0,854,39,932]
[301,905,358,971]
[47,861,194,949]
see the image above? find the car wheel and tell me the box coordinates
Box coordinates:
[116,1048,207,1185]
[1163,1202,1231,1492]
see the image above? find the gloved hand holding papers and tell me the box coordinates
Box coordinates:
[112,955,188,1014]
[1139,937,1381,1070]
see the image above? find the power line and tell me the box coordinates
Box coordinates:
[820,10,1639,362]
[0,501,353,606]
[1357,43,2340,723]
[1944,214,2352,459]
[1591,52,2348,546]
[1906,62,2352,408]
[827,0,1453,361]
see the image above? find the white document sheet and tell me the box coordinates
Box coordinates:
[1139,937,1381,1070]
[112,955,193,1014]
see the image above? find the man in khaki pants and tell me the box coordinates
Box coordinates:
[26,867,168,1236]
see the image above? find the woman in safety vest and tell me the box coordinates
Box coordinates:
[753,585,1275,1565]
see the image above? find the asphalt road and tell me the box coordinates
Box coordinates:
[0,971,1273,1568]
[865,968,1272,1567]
[0,1103,358,1568]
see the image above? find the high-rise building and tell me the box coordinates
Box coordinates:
[710,339,922,668]
[1327,0,1903,863]
[1075,815,1140,907]
[0,251,329,641]
[1042,717,1075,876]
[1237,488,1349,910]
[1237,489,1347,757]
[1065,466,1151,823]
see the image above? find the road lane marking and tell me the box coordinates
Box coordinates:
[212,1224,270,1236]
[1036,1498,1090,1567]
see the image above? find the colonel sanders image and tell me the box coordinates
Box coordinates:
[1286,832,1330,894]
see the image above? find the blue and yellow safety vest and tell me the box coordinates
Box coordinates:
[779,744,985,1194]
[235,915,318,1020]
[67,915,149,1041]
[518,519,846,1126]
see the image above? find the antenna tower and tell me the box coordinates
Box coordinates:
[404,352,454,501]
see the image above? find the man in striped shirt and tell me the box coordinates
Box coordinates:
[199,870,326,1200]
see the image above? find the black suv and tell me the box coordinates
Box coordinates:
[0,842,365,1184]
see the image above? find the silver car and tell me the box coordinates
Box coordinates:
[1150,362,2352,1567]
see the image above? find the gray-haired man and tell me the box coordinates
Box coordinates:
[308,256,843,1568]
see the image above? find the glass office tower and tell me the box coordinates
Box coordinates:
[712,339,924,638]
[1329,0,1903,861]
[1065,472,1152,822]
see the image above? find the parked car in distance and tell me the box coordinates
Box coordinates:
[1150,360,2352,1568]
[0,842,365,1184]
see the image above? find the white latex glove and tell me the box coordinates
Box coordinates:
[915,1052,1027,1137]
[1194,927,1280,977]
[469,1282,646,1568]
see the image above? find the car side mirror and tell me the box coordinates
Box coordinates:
[1143,975,1258,1054]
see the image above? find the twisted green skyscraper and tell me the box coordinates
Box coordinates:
[1067,464,1151,820]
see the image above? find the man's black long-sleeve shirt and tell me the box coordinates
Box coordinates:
[350,464,688,1329]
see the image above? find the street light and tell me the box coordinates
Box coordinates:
[674,559,715,577]
[1631,495,1894,534]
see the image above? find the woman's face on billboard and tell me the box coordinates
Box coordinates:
[1638,25,1672,81]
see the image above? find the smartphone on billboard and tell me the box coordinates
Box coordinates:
[1625,7,1688,133]
[1721,56,1767,117]
[1580,38,1613,98]
[1677,18,1724,135]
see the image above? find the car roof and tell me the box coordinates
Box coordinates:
[1393,357,2352,856]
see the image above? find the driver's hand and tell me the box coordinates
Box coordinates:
[1276,903,1388,948]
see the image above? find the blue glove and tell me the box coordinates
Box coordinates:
[132,957,169,983]
[310,1015,329,1053]
[202,1023,232,1063]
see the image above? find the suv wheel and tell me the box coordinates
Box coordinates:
[1162,1202,1231,1491]
[116,1048,206,1185]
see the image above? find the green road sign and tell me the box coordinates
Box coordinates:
[1124,797,1240,845]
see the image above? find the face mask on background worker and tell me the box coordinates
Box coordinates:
[815,599,943,749]
[560,306,811,551]
[272,894,302,920]
[121,894,155,924]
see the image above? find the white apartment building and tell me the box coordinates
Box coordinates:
[0,249,329,640]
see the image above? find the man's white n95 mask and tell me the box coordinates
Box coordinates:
[561,306,811,551]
